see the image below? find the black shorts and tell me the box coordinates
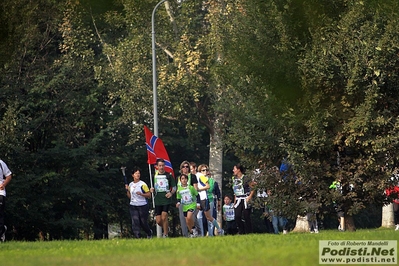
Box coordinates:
[334,204,344,217]
[199,199,210,212]
[183,209,195,217]
[155,204,170,216]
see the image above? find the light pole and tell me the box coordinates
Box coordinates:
[151,0,167,238]
[152,0,167,137]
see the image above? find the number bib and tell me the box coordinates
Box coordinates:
[180,188,193,205]
[155,175,169,192]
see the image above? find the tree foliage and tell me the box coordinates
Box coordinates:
[223,0,399,229]
[2,0,399,239]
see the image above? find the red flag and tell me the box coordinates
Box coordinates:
[144,125,174,177]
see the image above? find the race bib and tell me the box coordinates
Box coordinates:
[155,175,169,192]
[233,178,245,196]
[180,188,193,205]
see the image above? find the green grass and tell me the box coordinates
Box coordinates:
[0,228,397,266]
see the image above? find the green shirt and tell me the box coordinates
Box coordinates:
[176,185,198,212]
[207,177,215,202]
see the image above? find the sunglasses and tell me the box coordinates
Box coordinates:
[182,165,189,169]
[201,169,209,172]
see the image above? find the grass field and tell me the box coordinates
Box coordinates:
[0,228,397,266]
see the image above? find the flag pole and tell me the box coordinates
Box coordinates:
[152,0,165,238]
[148,163,155,208]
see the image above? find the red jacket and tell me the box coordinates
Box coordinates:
[386,186,399,204]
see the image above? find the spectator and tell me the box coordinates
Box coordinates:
[307,210,319,234]
[306,189,320,234]
[265,189,288,234]
[258,189,273,233]
[329,179,345,231]
[0,159,12,242]
[385,182,399,231]
[394,193,399,231]
[278,159,292,234]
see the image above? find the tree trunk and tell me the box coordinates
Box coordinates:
[381,203,395,228]
[345,215,356,231]
[208,119,223,227]
[292,215,310,232]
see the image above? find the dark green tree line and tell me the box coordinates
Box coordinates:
[0,0,136,240]
[2,0,399,239]
[220,0,399,230]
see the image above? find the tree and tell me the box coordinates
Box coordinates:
[294,0,399,231]
[106,0,231,228]
[220,0,399,231]
[1,0,133,240]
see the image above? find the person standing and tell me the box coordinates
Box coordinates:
[272,213,288,234]
[385,181,399,231]
[176,174,199,237]
[0,159,12,242]
[150,159,176,238]
[232,163,255,234]
[177,161,198,237]
[329,179,345,231]
[258,189,274,234]
[125,167,153,239]
[306,188,320,233]
[307,212,319,233]
[394,192,399,231]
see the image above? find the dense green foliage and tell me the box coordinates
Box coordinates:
[1,0,399,239]
[219,0,399,229]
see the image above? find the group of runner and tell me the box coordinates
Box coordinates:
[125,159,255,238]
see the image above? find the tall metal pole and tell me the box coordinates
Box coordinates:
[152,0,167,137]
[151,0,167,238]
